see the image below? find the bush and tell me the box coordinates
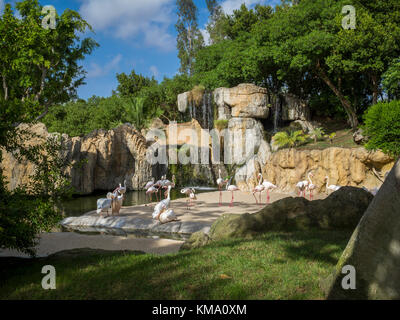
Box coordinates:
[0,134,73,256]
[363,100,400,157]
[214,119,229,131]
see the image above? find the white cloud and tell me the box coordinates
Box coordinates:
[0,0,4,14]
[79,0,175,51]
[200,28,211,46]
[150,65,159,78]
[87,54,122,78]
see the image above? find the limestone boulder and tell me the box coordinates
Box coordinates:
[252,147,395,194]
[327,158,400,299]
[214,84,270,119]
[225,117,266,166]
[208,187,373,241]
[1,123,152,194]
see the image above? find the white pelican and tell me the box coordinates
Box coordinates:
[152,185,172,220]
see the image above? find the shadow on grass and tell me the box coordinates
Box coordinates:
[0,230,352,300]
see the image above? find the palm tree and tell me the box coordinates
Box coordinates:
[124,97,145,130]
[310,127,326,143]
[272,130,307,149]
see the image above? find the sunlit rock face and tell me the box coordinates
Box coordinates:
[258,147,394,193]
[214,83,270,119]
[1,123,152,194]
[327,159,400,300]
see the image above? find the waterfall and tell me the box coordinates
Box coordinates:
[202,93,207,129]
[273,96,281,133]
[207,92,213,129]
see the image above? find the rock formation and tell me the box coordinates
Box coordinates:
[214,84,270,119]
[177,87,214,129]
[327,158,400,299]
[254,147,394,193]
[176,83,393,192]
[182,187,373,249]
[1,123,152,194]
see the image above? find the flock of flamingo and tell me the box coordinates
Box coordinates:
[97,168,346,224]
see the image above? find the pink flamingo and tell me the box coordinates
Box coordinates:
[226,178,239,207]
[162,175,176,198]
[146,185,159,205]
[216,169,227,206]
[296,173,311,197]
[181,187,197,210]
[252,173,265,204]
[262,177,277,204]
[307,172,316,200]
[153,175,165,200]
[144,177,155,190]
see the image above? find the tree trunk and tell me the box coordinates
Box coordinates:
[327,158,400,299]
[371,73,379,105]
[316,62,359,129]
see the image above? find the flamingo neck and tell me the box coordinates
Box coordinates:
[308,173,313,185]
[258,175,263,186]
[326,177,329,188]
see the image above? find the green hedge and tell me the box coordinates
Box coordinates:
[363,100,400,157]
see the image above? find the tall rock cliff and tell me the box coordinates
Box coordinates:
[1,123,152,194]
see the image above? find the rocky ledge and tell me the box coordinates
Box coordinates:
[60,213,211,239]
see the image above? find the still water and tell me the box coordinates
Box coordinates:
[57,187,216,218]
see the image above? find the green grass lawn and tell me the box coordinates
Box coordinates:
[0,230,351,300]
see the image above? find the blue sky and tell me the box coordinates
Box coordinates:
[1,0,281,100]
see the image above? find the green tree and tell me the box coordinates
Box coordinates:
[176,0,204,76]
[115,70,157,97]
[382,59,400,99]
[0,0,98,124]
[363,100,400,157]
[0,0,96,255]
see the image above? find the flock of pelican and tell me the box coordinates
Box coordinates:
[96,180,127,216]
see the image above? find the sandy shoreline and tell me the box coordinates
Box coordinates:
[1,190,328,258]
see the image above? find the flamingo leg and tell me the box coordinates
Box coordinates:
[230,191,234,207]
[218,186,222,206]
[259,192,262,205]
[266,190,270,204]
[252,192,258,204]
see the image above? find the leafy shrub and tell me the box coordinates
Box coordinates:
[214,119,229,131]
[0,134,74,256]
[363,100,400,157]
[272,130,308,149]
[309,127,326,142]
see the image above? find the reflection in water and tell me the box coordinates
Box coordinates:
[57,187,216,218]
